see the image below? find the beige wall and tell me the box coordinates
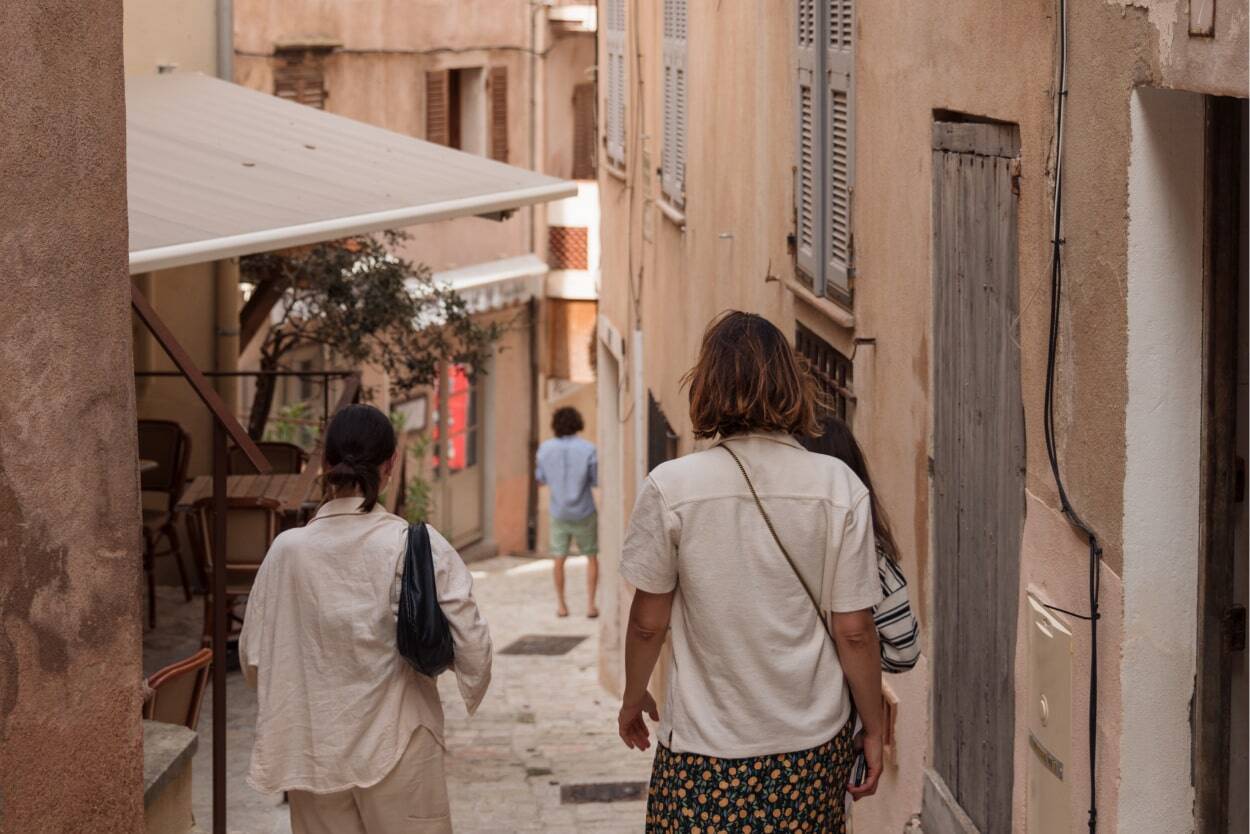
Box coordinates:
[134,265,222,478]
[232,0,546,273]
[0,0,144,830]
[597,1,1246,832]
[123,0,217,76]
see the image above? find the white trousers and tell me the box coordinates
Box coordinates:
[288,728,452,834]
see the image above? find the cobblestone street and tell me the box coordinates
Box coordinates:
[145,554,652,833]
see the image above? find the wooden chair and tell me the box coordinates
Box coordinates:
[138,419,193,627]
[228,441,308,475]
[143,648,213,731]
[190,496,280,647]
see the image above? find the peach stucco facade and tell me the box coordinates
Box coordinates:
[596,1,1246,832]
[1,0,144,830]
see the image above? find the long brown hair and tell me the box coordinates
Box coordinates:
[820,416,899,561]
[683,311,824,440]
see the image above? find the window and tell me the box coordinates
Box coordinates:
[647,393,678,473]
[604,0,627,168]
[661,0,688,208]
[273,50,327,109]
[795,324,854,457]
[425,66,507,160]
[795,0,855,301]
[548,226,590,270]
[572,81,597,180]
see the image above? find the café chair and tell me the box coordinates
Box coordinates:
[138,419,194,627]
[143,647,212,731]
[228,441,308,475]
[190,496,280,647]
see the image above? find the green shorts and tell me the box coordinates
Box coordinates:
[550,513,598,557]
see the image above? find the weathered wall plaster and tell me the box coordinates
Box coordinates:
[1119,85,1206,834]
[0,0,144,829]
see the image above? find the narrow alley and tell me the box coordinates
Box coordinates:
[145,556,652,834]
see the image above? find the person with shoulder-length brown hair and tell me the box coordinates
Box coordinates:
[617,311,885,833]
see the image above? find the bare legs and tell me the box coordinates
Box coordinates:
[551,555,600,618]
[586,556,600,618]
[553,556,569,617]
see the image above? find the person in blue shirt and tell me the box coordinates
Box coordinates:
[536,406,599,618]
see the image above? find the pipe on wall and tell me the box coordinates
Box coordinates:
[216,0,233,81]
[213,259,240,415]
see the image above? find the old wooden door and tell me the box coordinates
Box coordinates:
[927,121,1024,834]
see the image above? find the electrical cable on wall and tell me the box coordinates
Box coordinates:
[1042,0,1103,830]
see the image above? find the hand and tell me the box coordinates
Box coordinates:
[848,732,883,800]
[618,692,660,750]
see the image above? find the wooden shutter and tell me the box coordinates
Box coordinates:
[426,70,451,146]
[794,0,822,285]
[572,81,597,180]
[604,0,627,167]
[825,0,854,296]
[488,66,509,162]
[661,0,687,208]
[274,52,326,109]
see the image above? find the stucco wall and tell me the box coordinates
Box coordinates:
[1119,85,1206,834]
[0,0,144,830]
[122,0,217,76]
[596,1,1245,832]
[232,0,549,275]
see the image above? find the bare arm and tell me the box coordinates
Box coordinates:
[618,589,674,750]
[832,608,884,799]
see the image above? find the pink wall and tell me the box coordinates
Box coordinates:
[0,0,144,829]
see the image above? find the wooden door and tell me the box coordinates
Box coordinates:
[927,121,1024,834]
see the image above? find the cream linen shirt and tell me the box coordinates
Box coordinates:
[620,432,882,759]
[239,498,492,795]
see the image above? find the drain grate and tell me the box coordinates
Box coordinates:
[499,634,587,656]
[560,781,648,804]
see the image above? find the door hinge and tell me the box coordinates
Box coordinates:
[1226,605,1247,652]
[1010,157,1022,195]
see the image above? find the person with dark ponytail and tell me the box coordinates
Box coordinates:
[240,404,492,834]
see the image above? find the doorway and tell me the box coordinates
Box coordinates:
[925,119,1024,834]
[434,363,484,548]
[1195,95,1248,834]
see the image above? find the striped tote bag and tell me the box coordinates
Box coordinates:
[875,543,920,673]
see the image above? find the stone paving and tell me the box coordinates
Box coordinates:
[144,554,653,833]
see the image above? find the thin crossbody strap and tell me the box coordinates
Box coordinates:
[722,444,835,644]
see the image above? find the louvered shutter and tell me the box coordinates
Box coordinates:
[794,0,822,285]
[604,0,627,167]
[661,0,687,208]
[426,70,451,146]
[274,52,327,109]
[572,81,597,180]
[488,66,509,162]
[825,0,854,295]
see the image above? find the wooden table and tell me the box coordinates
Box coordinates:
[176,473,320,517]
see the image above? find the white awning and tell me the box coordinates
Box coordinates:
[127,73,577,274]
[428,254,549,314]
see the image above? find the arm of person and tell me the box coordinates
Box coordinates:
[616,475,679,749]
[428,526,493,714]
[619,589,674,750]
[588,447,598,489]
[832,608,884,799]
[827,489,886,799]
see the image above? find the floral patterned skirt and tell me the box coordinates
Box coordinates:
[645,721,856,833]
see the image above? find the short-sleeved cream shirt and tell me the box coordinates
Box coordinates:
[620,432,882,759]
